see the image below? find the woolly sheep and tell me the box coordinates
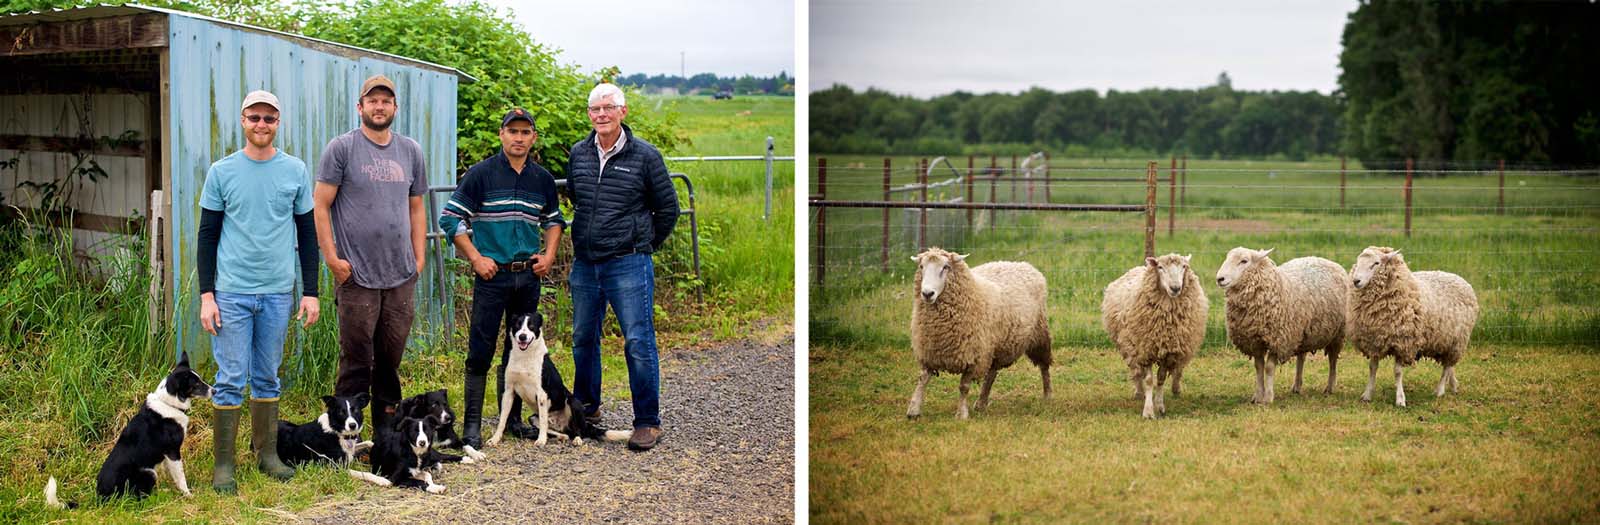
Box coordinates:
[1101,254,1208,419]
[1349,247,1479,407]
[1215,247,1351,404]
[907,248,1053,420]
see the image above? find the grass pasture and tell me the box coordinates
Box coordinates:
[0,95,793,523]
[808,154,1600,523]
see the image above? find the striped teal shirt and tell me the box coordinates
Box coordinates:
[438,151,566,263]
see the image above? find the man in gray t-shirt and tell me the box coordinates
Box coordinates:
[312,74,428,432]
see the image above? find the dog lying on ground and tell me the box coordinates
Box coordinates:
[489,313,631,447]
[45,352,213,508]
[277,393,372,467]
[347,414,447,493]
[396,389,485,465]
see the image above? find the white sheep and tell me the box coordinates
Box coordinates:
[1349,247,1479,407]
[1101,254,1208,419]
[1215,247,1351,404]
[907,248,1052,419]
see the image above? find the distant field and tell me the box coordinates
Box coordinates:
[808,153,1600,523]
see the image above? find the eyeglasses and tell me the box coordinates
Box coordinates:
[586,105,623,115]
[245,115,279,124]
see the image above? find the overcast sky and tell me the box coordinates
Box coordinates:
[811,0,1355,97]
[483,0,795,78]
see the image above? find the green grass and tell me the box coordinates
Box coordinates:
[809,342,1600,524]
[0,95,793,523]
[808,154,1600,523]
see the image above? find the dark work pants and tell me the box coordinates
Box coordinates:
[333,273,417,411]
[467,269,572,407]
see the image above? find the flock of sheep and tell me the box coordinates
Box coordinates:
[907,245,1480,419]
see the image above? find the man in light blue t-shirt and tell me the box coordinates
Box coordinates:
[196,90,321,494]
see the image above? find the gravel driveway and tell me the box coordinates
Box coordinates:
[297,334,795,524]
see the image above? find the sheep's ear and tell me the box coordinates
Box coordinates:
[1382,249,1402,262]
[1259,248,1274,259]
[951,253,967,263]
[1182,254,1193,264]
[909,255,920,263]
[1145,257,1159,268]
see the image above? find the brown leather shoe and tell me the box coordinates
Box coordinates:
[627,426,663,451]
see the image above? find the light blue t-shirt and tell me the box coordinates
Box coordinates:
[199,150,314,294]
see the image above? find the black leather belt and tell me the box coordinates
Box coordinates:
[497,259,534,272]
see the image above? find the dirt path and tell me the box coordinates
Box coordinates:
[296,334,795,524]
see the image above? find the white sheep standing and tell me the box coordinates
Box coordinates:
[1214,247,1351,404]
[1101,254,1208,419]
[1349,247,1479,407]
[907,248,1052,419]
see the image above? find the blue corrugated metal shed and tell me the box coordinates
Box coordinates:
[2,4,472,360]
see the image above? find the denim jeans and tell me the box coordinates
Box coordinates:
[209,291,293,407]
[467,268,570,404]
[569,253,660,429]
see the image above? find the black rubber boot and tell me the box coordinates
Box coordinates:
[212,406,241,494]
[250,400,295,481]
[497,364,539,439]
[462,372,487,448]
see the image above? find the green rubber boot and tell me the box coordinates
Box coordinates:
[212,405,241,494]
[250,399,295,481]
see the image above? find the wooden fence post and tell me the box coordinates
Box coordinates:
[1497,159,1505,215]
[1180,154,1187,206]
[1146,161,1157,258]
[966,155,974,228]
[1044,151,1052,202]
[1010,154,1018,204]
[1340,155,1347,209]
[1404,158,1413,238]
[989,155,998,227]
[816,158,827,287]
[880,157,890,271]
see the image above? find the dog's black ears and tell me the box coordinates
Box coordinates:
[321,395,337,407]
[422,414,440,429]
[533,312,545,337]
[176,350,191,369]
[353,392,371,408]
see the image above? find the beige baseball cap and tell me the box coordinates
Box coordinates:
[241,90,280,112]
[361,74,396,98]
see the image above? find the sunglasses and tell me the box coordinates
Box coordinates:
[244,115,279,124]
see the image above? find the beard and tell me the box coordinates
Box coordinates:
[246,130,276,148]
[361,112,392,131]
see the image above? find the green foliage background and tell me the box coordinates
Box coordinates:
[2,0,685,176]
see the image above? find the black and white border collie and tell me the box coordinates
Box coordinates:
[490,313,630,446]
[348,415,447,494]
[397,389,485,466]
[277,393,372,467]
[45,352,213,507]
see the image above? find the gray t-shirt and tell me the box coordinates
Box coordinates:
[316,128,428,289]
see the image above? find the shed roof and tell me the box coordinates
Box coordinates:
[0,3,477,83]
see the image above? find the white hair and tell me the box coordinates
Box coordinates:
[588,83,626,107]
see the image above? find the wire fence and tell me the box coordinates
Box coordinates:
[809,155,1600,349]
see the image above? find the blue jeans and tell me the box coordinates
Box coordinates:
[569,253,660,428]
[209,291,292,407]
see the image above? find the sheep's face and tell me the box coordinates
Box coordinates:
[1352,247,1402,289]
[1215,247,1272,288]
[1149,254,1193,298]
[912,250,965,304]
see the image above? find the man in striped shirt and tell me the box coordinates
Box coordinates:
[438,108,569,446]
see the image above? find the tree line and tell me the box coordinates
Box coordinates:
[617,72,794,96]
[811,73,1340,160]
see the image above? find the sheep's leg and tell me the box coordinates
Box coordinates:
[1140,367,1158,419]
[956,374,972,420]
[1171,366,1183,397]
[976,368,999,412]
[1325,351,1339,394]
[1251,356,1265,404]
[1434,365,1452,397]
[1447,366,1459,393]
[1039,365,1052,400]
[1361,356,1380,402]
[1394,363,1407,407]
[1131,366,1145,401]
[1263,357,1278,404]
[1155,366,1168,416]
[1292,354,1305,394]
[907,369,932,419]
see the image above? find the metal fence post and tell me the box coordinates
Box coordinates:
[1340,156,1347,209]
[1145,161,1157,258]
[881,157,890,271]
[919,158,929,252]
[763,136,774,221]
[1404,158,1413,238]
[1180,154,1187,206]
[1010,154,1018,205]
[966,155,974,229]
[816,158,827,287]
[988,155,998,228]
[1169,156,1176,237]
